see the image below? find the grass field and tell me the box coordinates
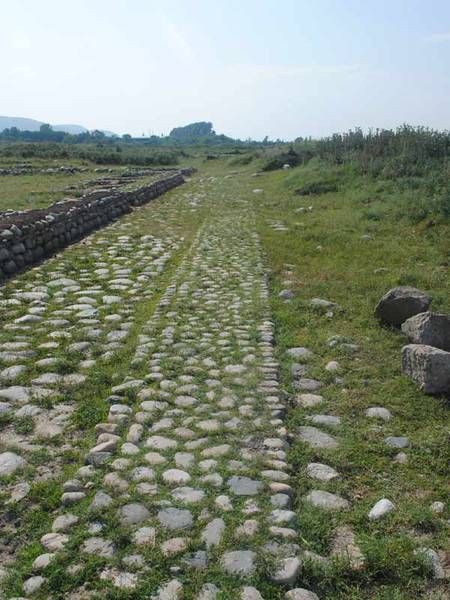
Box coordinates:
[247,162,449,598]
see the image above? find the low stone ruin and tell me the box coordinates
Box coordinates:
[0,164,86,176]
[0,169,194,279]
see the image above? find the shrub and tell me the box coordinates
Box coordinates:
[295,180,338,196]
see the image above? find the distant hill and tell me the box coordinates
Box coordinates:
[0,116,115,136]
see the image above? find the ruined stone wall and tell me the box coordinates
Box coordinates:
[0,169,194,279]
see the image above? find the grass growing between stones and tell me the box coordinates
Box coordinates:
[0,178,210,596]
[0,157,448,599]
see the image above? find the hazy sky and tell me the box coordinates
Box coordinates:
[2,0,450,139]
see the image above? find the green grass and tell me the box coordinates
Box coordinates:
[243,160,449,599]
[0,170,95,211]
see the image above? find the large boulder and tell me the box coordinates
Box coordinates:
[401,312,450,351]
[375,287,431,327]
[402,344,450,395]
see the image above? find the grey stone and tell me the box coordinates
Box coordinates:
[368,498,395,520]
[201,518,225,548]
[375,286,431,326]
[52,514,79,532]
[430,501,445,514]
[32,553,55,571]
[162,468,191,485]
[287,347,313,361]
[291,363,308,377]
[0,386,30,403]
[269,509,296,525]
[270,556,301,585]
[111,379,144,394]
[0,365,27,382]
[146,435,177,450]
[122,554,145,568]
[151,579,183,599]
[157,508,193,530]
[365,407,391,421]
[306,462,339,481]
[295,393,324,407]
[183,550,207,569]
[131,466,155,482]
[241,587,264,600]
[384,436,409,448]
[133,526,156,546]
[197,583,219,599]
[82,537,115,557]
[311,298,338,310]
[394,452,408,464]
[279,290,295,300]
[414,547,446,580]
[325,360,340,371]
[23,575,46,595]
[172,487,205,503]
[402,312,450,351]
[228,476,263,496]
[294,378,322,391]
[118,503,150,526]
[306,414,341,427]
[7,481,30,503]
[0,401,12,415]
[161,537,188,556]
[401,344,450,394]
[40,532,68,551]
[61,492,86,505]
[298,426,338,449]
[89,491,113,511]
[285,589,319,600]
[99,569,138,589]
[0,451,25,476]
[221,550,256,575]
[304,490,349,510]
[270,493,291,509]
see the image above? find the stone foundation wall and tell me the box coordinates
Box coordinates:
[0,169,194,280]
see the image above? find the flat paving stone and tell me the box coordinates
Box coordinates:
[298,426,339,449]
[221,550,257,575]
[304,490,349,510]
[118,503,150,526]
[157,508,193,530]
[306,462,339,481]
[227,476,263,496]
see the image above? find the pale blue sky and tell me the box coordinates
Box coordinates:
[2,0,450,139]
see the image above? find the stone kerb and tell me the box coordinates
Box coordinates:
[0,169,195,280]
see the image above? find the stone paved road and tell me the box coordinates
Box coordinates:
[0,176,323,599]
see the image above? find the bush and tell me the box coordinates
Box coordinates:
[295,180,338,196]
[394,190,450,223]
[229,154,254,166]
[262,147,301,171]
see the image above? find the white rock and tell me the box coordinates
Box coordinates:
[368,498,395,520]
